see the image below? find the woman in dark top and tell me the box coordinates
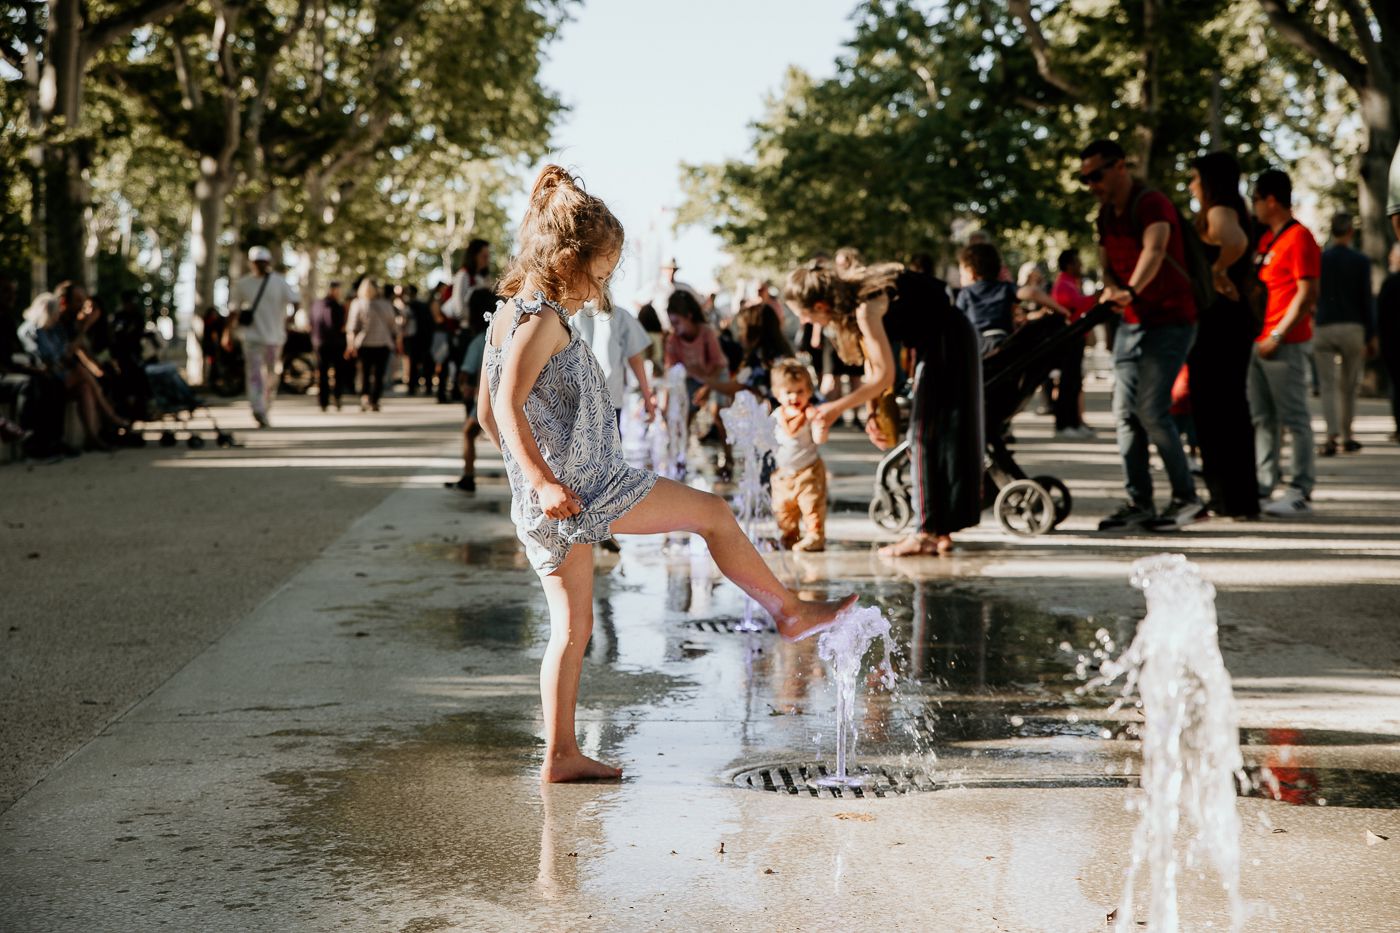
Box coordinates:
[784,261,983,555]
[1186,152,1261,520]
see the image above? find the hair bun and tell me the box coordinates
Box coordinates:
[529,164,579,207]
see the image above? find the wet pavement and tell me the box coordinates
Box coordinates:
[3,398,1400,931]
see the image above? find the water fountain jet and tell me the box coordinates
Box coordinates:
[1090,554,1246,933]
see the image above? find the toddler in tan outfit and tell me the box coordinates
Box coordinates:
[769,359,827,552]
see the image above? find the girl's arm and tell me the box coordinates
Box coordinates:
[813,298,895,424]
[477,367,499,448]
[493,312,581,518]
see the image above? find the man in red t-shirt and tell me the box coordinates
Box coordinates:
[1081,139,1202,532]
[1249,168,1320,515]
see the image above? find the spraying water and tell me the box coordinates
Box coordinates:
[1090,554,1245,933]
[720,392,777,632]
[814,605,896,787]
[650,363,691,481]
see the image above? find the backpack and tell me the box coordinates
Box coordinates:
[1102,187,1215,313]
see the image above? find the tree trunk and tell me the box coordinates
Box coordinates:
[24,3,47,295]
[41,0,87,285]
[190,165,231,315]
[1355,88,1397,284]
[1133,0,1161,179]
[1208,66,1225,150]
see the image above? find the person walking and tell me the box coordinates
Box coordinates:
[1184,152,1261,521]
[1313,213,1375,456]
[1050,249,1097,439]
[1250,168,1321,516]
[309,281,352,411]
[346,278,400,412]
[1079,138,1203,531]
[226,246,299,428]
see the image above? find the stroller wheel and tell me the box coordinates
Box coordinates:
[994,479,1057,537]
[159,430,177,447]
[216,431,236,448]
[187,434,206,450]
[869,489,913,532]
[1031,475,1073,526]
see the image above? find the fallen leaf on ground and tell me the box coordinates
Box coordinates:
[1366,830,1389,845]
[834,812,874,821]
[1271,828,1288,834]
[566,852,577,858]
[717,842,725,854]
[763,868,777,875]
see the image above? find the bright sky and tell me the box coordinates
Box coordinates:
[524,0,856,307]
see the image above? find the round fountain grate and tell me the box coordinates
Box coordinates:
[731,762,939,798]
[730,761,1137,799]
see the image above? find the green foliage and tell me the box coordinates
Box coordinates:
[682,0,1339,273]
[0,0,566,301]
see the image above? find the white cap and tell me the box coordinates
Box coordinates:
[248,246,273,263]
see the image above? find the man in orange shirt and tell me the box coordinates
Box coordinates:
[1249,169,1320,516]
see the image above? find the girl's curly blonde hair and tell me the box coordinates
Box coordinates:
[498,165,624,311]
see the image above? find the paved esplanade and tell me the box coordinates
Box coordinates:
[2,389,1399,931]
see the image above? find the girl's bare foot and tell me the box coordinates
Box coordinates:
[878,533,940,558]
[541,751,623,783]
[776,593,859,642]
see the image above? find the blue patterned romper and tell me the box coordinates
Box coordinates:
[485,292,658,574]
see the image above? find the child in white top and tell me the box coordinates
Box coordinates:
[770,359,828,551]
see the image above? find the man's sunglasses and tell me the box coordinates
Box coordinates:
[1079,159,1121,185]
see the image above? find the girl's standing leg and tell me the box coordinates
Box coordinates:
[538,543,621,782]
[610,478,855,637]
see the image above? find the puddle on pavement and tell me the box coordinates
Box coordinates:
[416,537,532,570]
[260,715,557,902]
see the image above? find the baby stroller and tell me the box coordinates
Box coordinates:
[135,362,237,450]
[870,303,1115,537]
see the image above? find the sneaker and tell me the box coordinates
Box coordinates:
[1318,439,1338,457]
[1342,439,1362,453]
[1098,502,1156,531]
[793,536,826,553]
[1263,488,1311,517]
[253,412,271,429]
[1145,498,1207,531]
[1055,425,1095,440]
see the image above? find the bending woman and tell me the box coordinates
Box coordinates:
[783,261,983,556]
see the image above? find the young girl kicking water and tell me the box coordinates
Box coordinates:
[478,166,856,783]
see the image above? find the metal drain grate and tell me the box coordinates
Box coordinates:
[731,762,1138,799]
[731,762,938,798]
[690,618,777,635]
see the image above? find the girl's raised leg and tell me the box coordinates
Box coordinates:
[538,543,623,783]
[610,478,855,640]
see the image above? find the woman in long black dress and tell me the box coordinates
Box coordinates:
[783,260,983,555]
[1186,152,1261,520]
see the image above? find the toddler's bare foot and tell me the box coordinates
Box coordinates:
[777,593,858,642]
[541,751,623,783]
